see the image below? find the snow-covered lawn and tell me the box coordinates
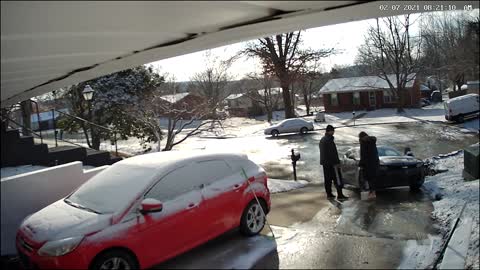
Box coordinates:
[423,150,479,269]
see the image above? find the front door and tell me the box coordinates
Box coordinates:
[369,91,376,108]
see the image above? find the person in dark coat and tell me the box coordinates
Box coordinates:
[358,131,380,199]
[319,125,348,200]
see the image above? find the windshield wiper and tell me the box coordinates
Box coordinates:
[64,199,102,214]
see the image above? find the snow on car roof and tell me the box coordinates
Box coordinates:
[119,150,248,170]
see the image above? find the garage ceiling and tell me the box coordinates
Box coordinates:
[1,1,477,107]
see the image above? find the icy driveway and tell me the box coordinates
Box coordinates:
[175,121,478,183]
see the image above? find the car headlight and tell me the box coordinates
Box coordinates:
[38,236,83,256]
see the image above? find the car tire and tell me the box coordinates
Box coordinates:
[457,115,464,123]
[240,200,267,236]
[409,181,423,191]
[271,130,279,137]
[90,249,139,270]
[300,127,308,134]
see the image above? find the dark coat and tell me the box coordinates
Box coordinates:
[319,134,340,166]
[359,135,380,179]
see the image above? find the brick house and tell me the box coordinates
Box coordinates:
[319,74,421,113]
[159,93,208,119]
[225,88,288,117]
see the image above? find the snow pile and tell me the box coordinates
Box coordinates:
[423,151,479,269]
[268,179,308,194]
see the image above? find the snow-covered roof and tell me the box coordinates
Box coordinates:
[159,92,190,103]
[257,88,282,96]
[226,93,245,100]
[227,88,282,100]
[319,74,417,94]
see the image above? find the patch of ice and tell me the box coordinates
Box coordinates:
[268,179,308,194]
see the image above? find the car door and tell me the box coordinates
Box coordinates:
[133,164,205,263]
[194,159,243,236]
[284,120,295,133]
[340,149,360,186]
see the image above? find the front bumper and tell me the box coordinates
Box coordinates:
[16,235,90,269]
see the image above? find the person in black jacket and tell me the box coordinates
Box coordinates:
[319,125,348,200]
[358,131,380,199]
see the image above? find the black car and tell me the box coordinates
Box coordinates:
[340,146,425,191]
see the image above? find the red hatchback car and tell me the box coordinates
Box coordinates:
[16,151,270,269]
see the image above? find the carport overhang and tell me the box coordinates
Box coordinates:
[1,1,478,108]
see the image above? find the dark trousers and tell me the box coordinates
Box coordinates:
[322,165,343,196]
[361,167,377,191]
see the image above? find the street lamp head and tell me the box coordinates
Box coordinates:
[82,85,94,101]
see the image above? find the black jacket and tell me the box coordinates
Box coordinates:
[359,135,380,178]
[319,134,340,166]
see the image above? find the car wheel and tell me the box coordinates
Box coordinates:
[90,250,138,270]
[240,200,266,236]
[271,130,279,137]
[409,181,423,192]
[300,127,308,134]
[457,115,464,123]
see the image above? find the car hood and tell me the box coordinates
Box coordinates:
[20,200,112,243]
[380,156,422,166]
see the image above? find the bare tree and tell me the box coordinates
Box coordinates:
[243,31,335,118]
[190,51,234,116]
[420,11,479,91]
[293,60,327,116]
[356,15,422,112]
[131,74,224,152]
[242,71,281,122]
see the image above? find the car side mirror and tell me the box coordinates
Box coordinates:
[140,198,163,215]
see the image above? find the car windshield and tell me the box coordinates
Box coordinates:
[377,147,402,157]
[67,164,158,214]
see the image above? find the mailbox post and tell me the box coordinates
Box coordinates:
[291,149,301,181]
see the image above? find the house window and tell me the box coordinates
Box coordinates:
[353,92,360,105]
[383,91,394,103]
[330,93,338,106]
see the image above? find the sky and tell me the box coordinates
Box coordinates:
[149,18,374,81]
[148,9,479,82]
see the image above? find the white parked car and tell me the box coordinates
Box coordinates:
[264,118,314,136]
[444,93,479,122]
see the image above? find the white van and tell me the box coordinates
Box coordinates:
[444,94,479,122]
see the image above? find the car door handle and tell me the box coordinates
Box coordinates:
[187,203,198,209]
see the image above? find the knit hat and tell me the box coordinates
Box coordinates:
[326,125,335,132]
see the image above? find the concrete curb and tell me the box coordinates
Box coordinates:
[439,217,473,269]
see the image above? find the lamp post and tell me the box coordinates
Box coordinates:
[82,85,95,148]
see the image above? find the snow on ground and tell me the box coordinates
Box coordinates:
[324,106,447,126]
[268,179,308,194]
[422,149,479,269]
